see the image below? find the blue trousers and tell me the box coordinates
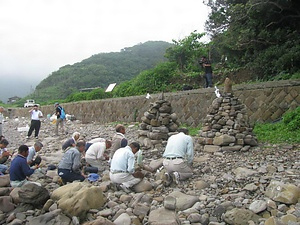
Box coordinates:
[58,168,85,183]
[205,73,213,88]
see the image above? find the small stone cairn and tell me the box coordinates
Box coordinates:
[138,93,180,149]
[198,78,258,152]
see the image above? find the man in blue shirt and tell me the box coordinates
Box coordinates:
[110,142,143,192]
[10,145,39,187]
[163,128,194,186]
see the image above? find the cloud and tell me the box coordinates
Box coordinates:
[0,0,209,102]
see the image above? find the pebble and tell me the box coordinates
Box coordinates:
[0,117,300,224]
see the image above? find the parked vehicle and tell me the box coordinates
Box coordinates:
[24,99,40,108]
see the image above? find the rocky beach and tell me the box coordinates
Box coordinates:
[0,115,300,225]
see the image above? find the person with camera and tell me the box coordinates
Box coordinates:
[26,105,43,139]
[199,56,213,88]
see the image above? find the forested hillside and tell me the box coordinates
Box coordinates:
[31,41,172,102]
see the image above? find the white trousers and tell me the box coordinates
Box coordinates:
[109,172,141,188]
[163,158,193,181]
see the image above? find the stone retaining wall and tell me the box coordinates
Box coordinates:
[7,80,300,126]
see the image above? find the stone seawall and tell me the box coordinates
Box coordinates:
[8,79,300,126]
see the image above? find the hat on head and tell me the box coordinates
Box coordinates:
[54,102,59,106]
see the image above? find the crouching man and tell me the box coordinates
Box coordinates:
[57,140,86,184]
[27,141,43,167]
[162,128,194,186]
[109,142,143,192]
[10,145,39,187]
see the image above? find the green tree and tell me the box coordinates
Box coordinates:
[205,0,300,79]
[165,31,207,72]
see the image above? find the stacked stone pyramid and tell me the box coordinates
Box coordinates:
[138,93,179,149]
[198,78,258,152]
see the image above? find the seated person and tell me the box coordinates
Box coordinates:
[110,142,144,192]
[58,141,86,184]
[62,132,80,150]
[85,140,111,171]
[9,145,39,187]
[27,141,43,167]
[0,139,10,174]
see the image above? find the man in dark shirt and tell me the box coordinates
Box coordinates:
[199,56,213,88]
[54,102,66,136]
[10,145,38,187]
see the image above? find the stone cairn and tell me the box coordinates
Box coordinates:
[138,93,180,149]
[198,78,258,152]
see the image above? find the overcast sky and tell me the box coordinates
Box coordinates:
[0,0,210,103]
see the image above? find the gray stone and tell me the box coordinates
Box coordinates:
[223,208,259,225]
[249,200,267,213]
[168,191,199,211]
[213,134,236,146]
[114,213,131,225]
[164,195,176,210]
[187,213,201,223]
[148,207,180,225]
[204,145,220,153]
[0,175,10,187]
[18,183,50,206]
[265,180,300,204]
[233,167,257,179]
[0,196,15,213]
[133,179,152,192]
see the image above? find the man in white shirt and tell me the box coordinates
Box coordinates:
[110,142,143,192]
[26,105,43,139]
[27,141,43,167]
[85,140,111,171]
[162,128,194,186]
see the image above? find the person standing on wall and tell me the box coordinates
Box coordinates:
[199,56,213,88]
[26,105,43,139]
[54,102,66,136]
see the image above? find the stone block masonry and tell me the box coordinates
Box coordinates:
[9,80,300,126]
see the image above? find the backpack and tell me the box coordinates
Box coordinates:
[59,106,66,119]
